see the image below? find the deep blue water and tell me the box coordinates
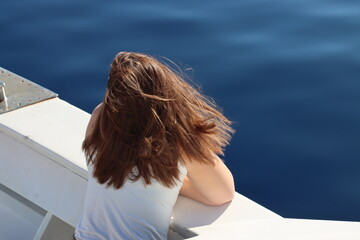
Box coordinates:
[1,0,359,221]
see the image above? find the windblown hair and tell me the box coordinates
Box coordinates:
[83,52,234,189]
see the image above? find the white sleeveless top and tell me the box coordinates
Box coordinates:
[75,163,187,240]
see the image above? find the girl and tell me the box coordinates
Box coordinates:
[75,52,235,240]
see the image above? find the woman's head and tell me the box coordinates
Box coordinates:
[83,51,234,189]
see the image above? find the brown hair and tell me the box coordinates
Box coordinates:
[83,52,234,189]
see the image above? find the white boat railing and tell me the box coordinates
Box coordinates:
[0,68,359,240]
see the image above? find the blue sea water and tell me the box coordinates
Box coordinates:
[1,0,359,221]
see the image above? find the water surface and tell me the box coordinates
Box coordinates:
[1,0,359,221]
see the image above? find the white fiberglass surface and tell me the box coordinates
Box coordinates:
[0,184,46,240]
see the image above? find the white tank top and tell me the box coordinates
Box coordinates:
[75,163,187,240]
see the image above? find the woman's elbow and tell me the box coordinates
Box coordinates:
[206,188,235,206]
[209,176,236,206]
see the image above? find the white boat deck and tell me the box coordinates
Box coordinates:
[0,68,359,239]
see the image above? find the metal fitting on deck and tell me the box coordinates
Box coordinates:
[0,81,6,102]
[0,68,58,114]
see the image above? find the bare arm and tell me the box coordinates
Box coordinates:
[180,154,235,206]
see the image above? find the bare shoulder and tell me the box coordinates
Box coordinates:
[85,103,103,137]
[92,103,104,115]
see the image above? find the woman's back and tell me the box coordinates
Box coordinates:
[75,52,235,239]
[76,164,187,240]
